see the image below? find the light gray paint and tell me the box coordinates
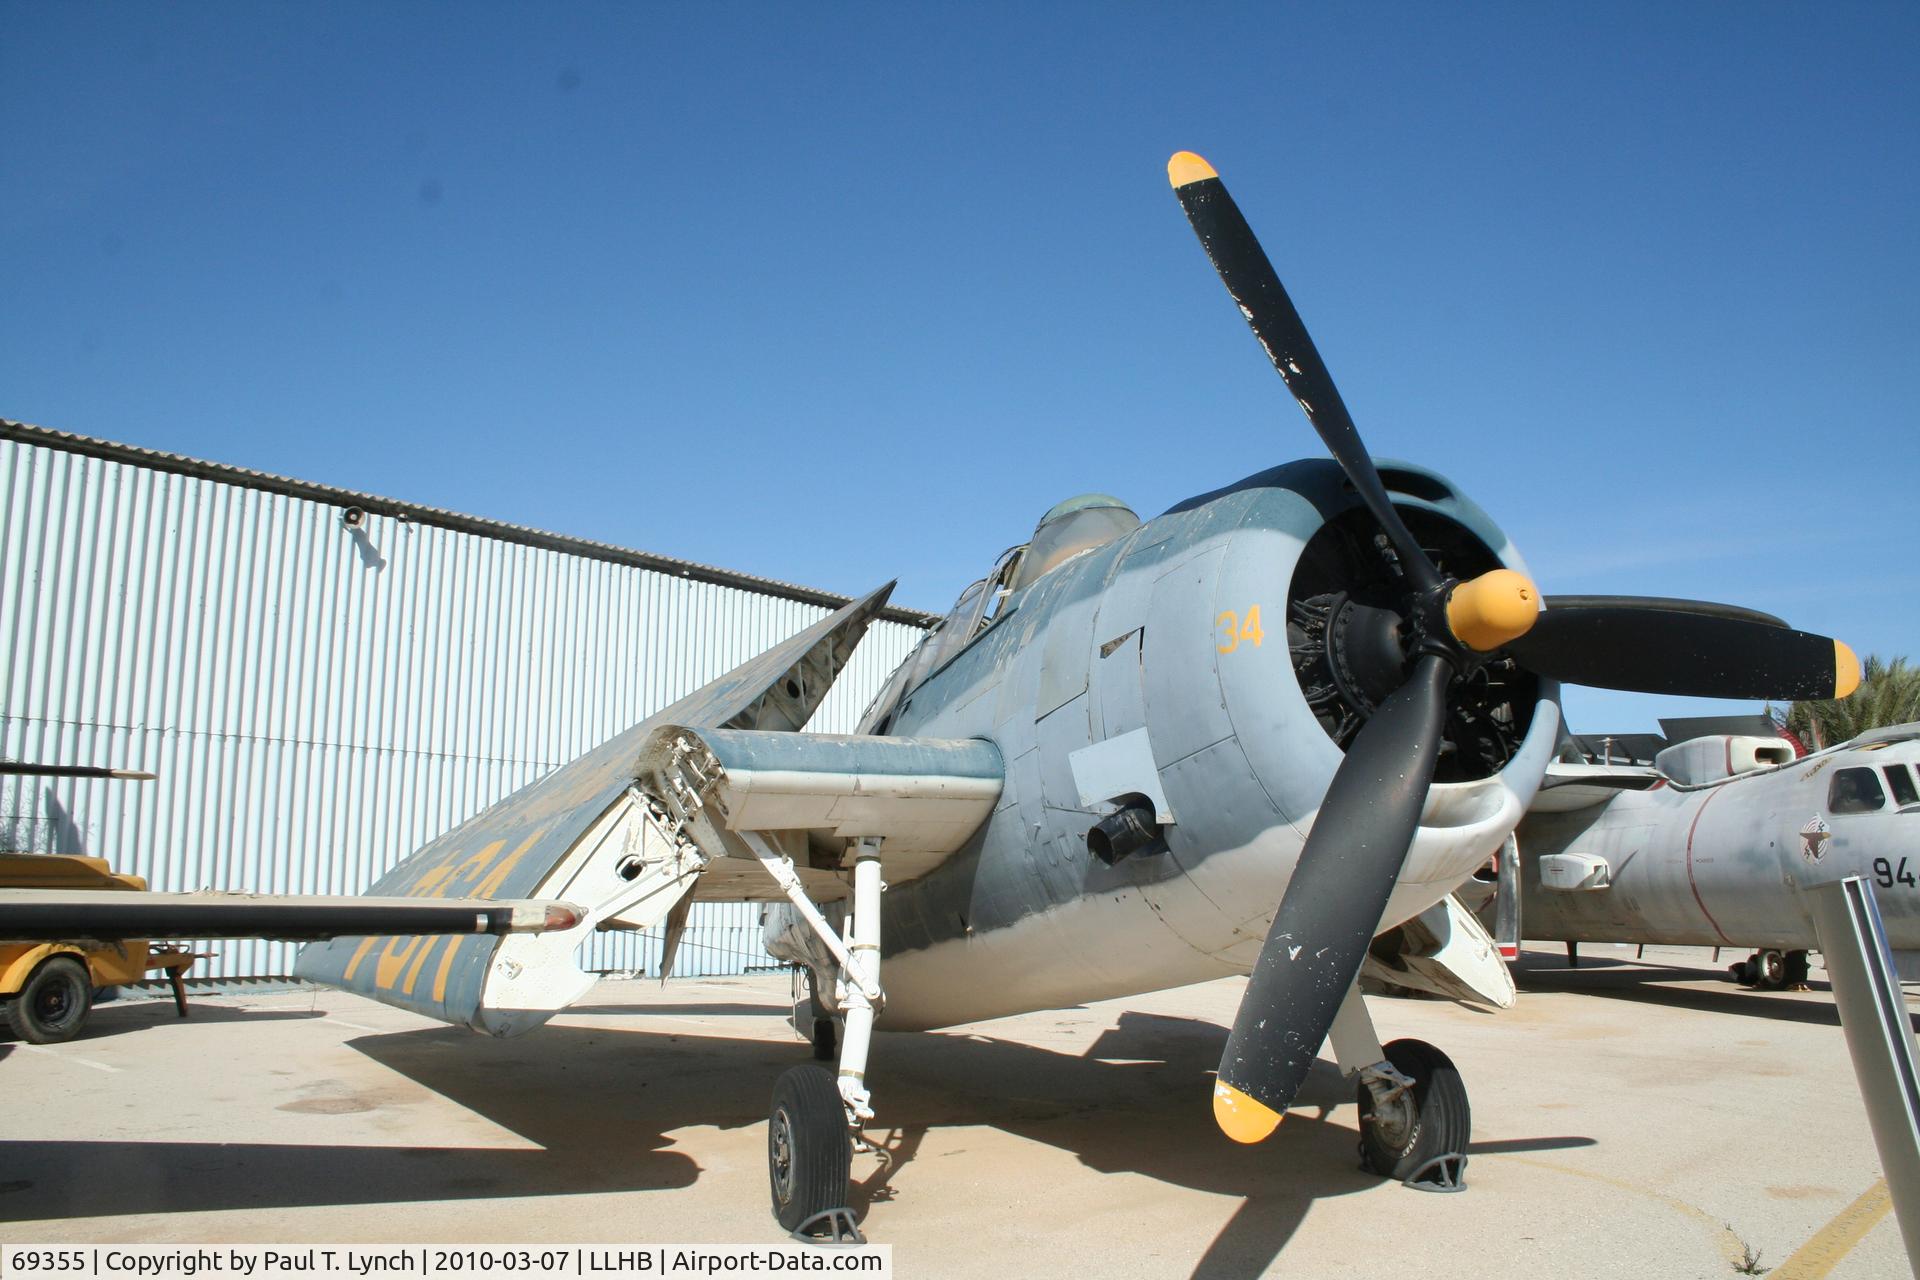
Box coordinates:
[1515,729,1920,951]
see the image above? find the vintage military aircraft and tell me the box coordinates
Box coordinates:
[0,152,1862,1237]
[1471,723,1920,989]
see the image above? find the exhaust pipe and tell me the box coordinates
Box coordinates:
[1087,804,1164,866]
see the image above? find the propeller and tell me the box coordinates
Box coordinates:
[1511,600,1858,699]
[1167,150,1860,1142]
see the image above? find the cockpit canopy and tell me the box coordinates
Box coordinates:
[858,493,1142,733]
[1005,494,1142,594]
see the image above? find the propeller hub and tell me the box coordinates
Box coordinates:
[1446,569,1540,653]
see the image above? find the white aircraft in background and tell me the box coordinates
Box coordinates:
[1470,722,1919,989]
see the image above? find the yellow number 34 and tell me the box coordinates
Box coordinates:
[1215,605,1266,654]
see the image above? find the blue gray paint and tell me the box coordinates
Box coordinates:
[773,460,1549,1030]
[294,585,895,1026]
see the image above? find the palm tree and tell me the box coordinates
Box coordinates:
[1775,655,1920,749]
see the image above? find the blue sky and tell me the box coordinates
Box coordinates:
[4,3,1915,735]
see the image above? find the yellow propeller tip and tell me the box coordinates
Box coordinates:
[1168,151,1218,188]
[1212,1079,1283,1144]
[1447,568,1541,653]
[1835,640,1862,699]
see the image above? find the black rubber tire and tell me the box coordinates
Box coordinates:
[1754,950,1787,990]
[7,956,93,1044]
[1784,950,1812,987]
[1357,1038,1471,1182]
[768,1066,851,1233]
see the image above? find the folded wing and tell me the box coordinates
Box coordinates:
[295,584,1003,1037]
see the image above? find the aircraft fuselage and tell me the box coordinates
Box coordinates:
[822,460,1563,1030]
[1517,733,1920,954]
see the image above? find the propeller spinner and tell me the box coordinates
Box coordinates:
[1167,150,1860,1143]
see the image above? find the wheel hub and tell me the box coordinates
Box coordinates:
[1367,1089,1418,1152]
[770,1107,795,1203]
[36,985,73,1023]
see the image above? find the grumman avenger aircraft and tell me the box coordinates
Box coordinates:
[0,152,1862,1238]
[1474,724,1920,990]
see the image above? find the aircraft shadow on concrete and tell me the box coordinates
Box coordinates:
[0,1008,1594,1280]
[562,1001,791,1018]
[0,997,325,1045]
[1510,955,1902,1029]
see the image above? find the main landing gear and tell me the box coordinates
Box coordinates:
[1329,986,1471,1191]
[769,1065,855,1237]
[1729,948,1811,991]
[747,833,884,1243]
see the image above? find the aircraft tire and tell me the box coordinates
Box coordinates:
[1754,950,1787,990]
[768,1066,851,1234]
[6,956,92,1044]
[1358,1039,1470,1182]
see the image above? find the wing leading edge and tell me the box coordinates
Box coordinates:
[0,892,578,943]
[294,584,903,1033]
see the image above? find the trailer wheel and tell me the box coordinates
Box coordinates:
[7,956,93,1044]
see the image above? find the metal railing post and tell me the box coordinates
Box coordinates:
[1809,875,1920,1276]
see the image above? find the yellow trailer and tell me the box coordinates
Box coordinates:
[0,852,197,1043]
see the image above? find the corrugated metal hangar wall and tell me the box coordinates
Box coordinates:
[0,422,931,981]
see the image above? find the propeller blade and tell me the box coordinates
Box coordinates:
[1169,151,1440,595]
[1214,652,1453,1143]
[1508,601,1861,700]
[1542,595,1788,630]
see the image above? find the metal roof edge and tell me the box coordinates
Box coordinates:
[1,420,939,628]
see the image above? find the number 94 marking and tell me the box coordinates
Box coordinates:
[1874,857,1916,891]
[1216,606,1266,654]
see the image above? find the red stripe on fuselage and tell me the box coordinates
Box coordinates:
[1684,786,1732,944]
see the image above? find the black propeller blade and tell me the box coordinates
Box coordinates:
[1169,152,1442,597]
[1511,600,1860,700]
[1213,653,1452,1141]
[1167,149,1860,1143]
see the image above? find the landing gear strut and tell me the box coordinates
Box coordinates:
[750,833,885,1241]
[801,972,837,1062]
[1328,986,1472,1191]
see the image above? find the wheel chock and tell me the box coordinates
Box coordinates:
[791,1207,864,1245]
[1402,1151,1468,1192]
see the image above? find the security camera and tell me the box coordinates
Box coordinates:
[341,506,366,529]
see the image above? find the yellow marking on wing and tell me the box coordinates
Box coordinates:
[342,935,382,982]
[450,840,506,889]
[431,933,465,1003]
[402,934,442,995]
[472,831,542,900]
[410,864,456,897]
[374,935,427,990]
